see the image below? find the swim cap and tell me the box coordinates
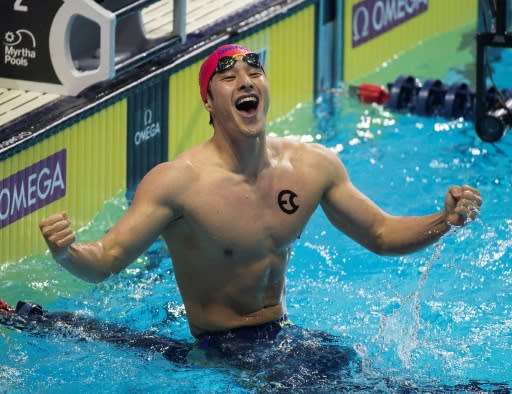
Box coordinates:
[198,44,252,103]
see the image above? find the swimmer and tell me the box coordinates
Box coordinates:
[39,44,483,345]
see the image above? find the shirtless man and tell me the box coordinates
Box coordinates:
[39,44,482,341]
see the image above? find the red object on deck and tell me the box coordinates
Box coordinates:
[357,83,389,104]
[0,299,14,313]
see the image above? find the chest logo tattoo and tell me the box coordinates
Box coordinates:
[277,189,299,215]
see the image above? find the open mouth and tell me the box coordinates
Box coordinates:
[235,95,259,116]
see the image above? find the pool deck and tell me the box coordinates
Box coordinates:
[0,0,256,130]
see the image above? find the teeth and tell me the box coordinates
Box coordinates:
[236,96,257,105]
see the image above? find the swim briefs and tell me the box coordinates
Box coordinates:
[197,315,292,350]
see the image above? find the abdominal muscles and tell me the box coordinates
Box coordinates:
[171,244,289,335]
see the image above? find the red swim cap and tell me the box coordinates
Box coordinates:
[198,44,251,103]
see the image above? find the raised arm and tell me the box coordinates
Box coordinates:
[318,147,482,255]
[40,162,185,283]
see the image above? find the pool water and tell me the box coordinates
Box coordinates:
[2,72,512,392]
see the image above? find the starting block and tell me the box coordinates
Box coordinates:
[0,0,186,96]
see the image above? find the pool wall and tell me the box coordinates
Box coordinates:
[0,0,479,264]
[0,102,128,263]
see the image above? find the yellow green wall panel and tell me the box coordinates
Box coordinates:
[0,101,127,264]
[343,0,478,83]
[258,4,315,123]
[168,66,212,160]
[168,5,315,159]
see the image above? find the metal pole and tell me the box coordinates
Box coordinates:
[173,0,187,43]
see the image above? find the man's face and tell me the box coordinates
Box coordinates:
[205,57,269,138]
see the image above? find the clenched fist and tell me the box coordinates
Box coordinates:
[39,212,75,257]
[444,185,482,226]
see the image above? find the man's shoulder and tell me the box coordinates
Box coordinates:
[140,153,200,195]
[150,142,211,174]
[269,136,336,163]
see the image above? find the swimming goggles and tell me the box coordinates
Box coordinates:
[215,52,262,74]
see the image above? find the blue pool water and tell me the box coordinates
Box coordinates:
[1,64,512,392]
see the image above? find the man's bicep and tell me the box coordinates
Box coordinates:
[101,166,181,272]
[320,166,387,250]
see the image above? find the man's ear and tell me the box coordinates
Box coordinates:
[204,96,213,113]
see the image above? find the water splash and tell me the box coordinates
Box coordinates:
[377,239,447,369]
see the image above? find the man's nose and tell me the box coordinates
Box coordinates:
[237,73,254,90]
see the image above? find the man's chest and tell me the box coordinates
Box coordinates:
[183,174,322,250]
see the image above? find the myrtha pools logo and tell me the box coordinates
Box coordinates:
[3,29,37,67]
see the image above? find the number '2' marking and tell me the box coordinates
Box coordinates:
[14,0,28,12]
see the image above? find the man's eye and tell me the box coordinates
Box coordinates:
[250,72,263,78]
[221,75,235,81]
